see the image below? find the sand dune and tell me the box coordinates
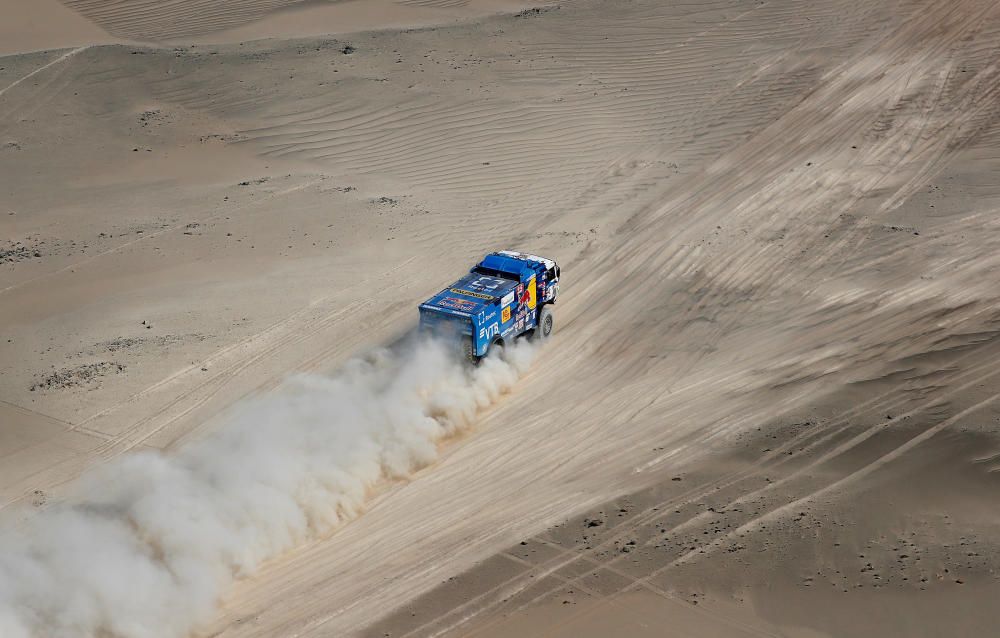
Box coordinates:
[63,0,311,39]
[60,0,541,43]
[0,0,116,55]
[3,0,1000,636]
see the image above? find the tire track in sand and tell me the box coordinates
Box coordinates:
[0,46,88,100]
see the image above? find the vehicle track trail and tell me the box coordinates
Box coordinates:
[382,333,1000,638]
[0,45,87,100]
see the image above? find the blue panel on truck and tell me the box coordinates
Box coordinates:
[423,274,518,314]
[477,253,535,279]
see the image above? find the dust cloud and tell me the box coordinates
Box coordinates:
[0,338,535,638]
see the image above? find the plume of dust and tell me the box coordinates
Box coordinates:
[0,337,536,638]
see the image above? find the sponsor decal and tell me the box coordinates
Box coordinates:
[437,296,476,312]
[518,276,537,309]
[501,306,512,322]
[478,323,500,340]
[515,318,524,332]
[501,292,515,307]
[451,287,493,300]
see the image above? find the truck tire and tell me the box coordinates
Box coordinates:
[533,306,554,341]
[462,337,477,364]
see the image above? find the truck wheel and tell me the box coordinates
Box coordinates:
[533,307,554,341]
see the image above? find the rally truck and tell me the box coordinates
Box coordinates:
[419,251,560,362]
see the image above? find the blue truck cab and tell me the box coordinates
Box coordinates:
[419,251,560,361]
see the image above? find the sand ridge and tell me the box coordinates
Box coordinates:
[58,0,545,43]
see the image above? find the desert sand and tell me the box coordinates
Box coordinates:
[3,0,1000,636]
